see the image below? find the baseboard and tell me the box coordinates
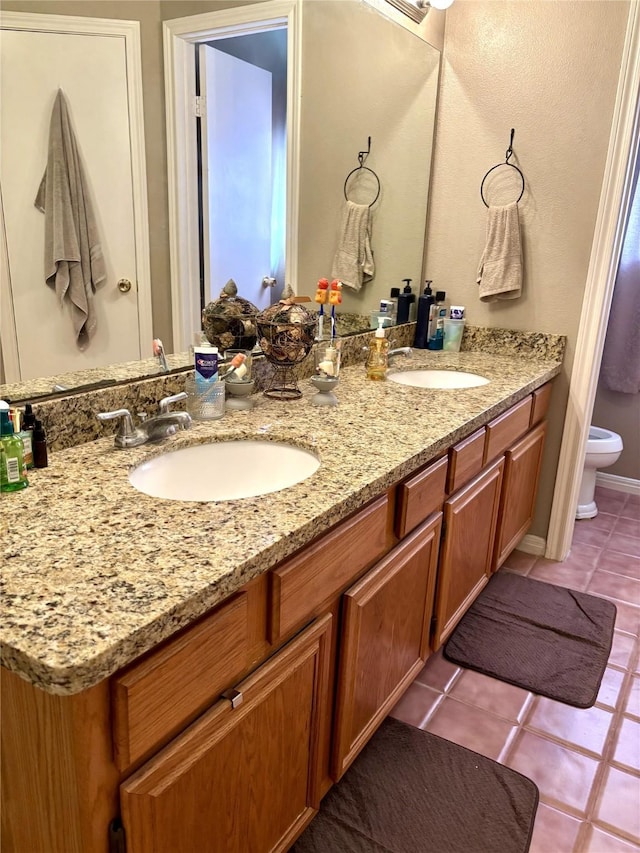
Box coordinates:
[516,534,546,557]
[595,473,640,495]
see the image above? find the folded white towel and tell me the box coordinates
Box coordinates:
[35,89,106,348]
[476,202,522,302]
[331,200,374,292]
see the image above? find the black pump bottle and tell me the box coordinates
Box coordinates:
[413,281,434,349]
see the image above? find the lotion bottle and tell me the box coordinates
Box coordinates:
[366,317,390,380]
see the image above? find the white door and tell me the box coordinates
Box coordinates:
[199,44,273,310]
[0,17,150,382]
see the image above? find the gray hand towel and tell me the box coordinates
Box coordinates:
[331,200,375,291]
[35,89,106,348]
[476,202,522,302]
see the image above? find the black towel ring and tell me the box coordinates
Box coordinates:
[343,137,381,208]
[480,128,525,208]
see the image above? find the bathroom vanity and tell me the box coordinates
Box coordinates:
[1,339,563,853]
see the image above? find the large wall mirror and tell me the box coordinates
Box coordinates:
[0,0,441,404]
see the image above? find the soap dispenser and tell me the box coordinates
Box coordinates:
[366,317,390,380]
[396,279,415,324]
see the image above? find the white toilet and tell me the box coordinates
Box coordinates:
[576,426,624,519]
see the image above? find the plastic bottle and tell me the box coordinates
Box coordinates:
[428,290,447,345]
[18,402,35,469]
[396,279,415,324]
[0,409,28,491]
[366,317,390,380]
[33,419,48,469]
[413,281,434,349]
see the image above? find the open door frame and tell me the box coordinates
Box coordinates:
[163,0,301,353]
[546,1,640,560]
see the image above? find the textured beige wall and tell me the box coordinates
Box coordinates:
[425,0,630,538]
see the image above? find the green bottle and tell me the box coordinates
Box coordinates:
[0,410,28,492]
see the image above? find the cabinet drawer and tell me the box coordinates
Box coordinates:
[395,456,447,537]
[270,495,390,642]
[530,382,552,426]
[447,428,486,494]
[112,593,250,770]
[483,396,533,463]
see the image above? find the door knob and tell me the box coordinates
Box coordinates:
[117,278,133,293]
[262,277,276,288]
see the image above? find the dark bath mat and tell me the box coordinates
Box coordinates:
[444,571,616,708]
[292,716,538,853]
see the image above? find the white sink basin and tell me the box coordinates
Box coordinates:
[388,370,490,389]
[129,440,320,502]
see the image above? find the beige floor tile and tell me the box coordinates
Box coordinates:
[598,551,640,581]
[588,572,640,607]
[502,549,538,573]
[573,523,614,549]
[623,675,640,720]
[593,766,640,844]
[594,489,628,516]
[448,667,532,722]
[528,803,582,853]
[609,633,637,670]
[614,517,640,541]
[425,696,517,761]
[528,562,594,591]
[596,667,627,712]
[611,717,640,774]
[413,648,461,693]
[581,824,640,852]
[621,495,640,520]
[525,698,614,757]
[388,682,442,729]
[506,730,600,815]
[608,533,640,560]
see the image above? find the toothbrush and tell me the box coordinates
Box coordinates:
[153,338,169,372]
[315,278,329,338]
[329,280,342,339]
[222,352,247,380]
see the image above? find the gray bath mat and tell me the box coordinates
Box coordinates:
[444,572,616,708]
[292,717,538,853]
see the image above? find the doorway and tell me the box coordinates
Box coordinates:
[197,28,287,313]
[163,0,300,353]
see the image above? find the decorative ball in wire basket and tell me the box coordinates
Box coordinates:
[201,279,258,353]
[256,291,316,367]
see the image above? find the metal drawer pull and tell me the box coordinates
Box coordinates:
[222,688,244,709]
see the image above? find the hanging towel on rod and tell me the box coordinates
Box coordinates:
[34,89,106,348]
[331,200,375,292]
[476,202,522,302]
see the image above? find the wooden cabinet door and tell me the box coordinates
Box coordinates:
[493,421,547,571]
[332,513,442,780]
[432,458,504,649]
[120,614,332,853]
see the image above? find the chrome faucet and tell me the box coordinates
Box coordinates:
[388,346,412,363]
[97,393,192,449]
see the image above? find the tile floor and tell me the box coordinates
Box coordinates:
[390,487,640,853]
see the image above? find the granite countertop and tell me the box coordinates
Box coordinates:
[1,344,563,695]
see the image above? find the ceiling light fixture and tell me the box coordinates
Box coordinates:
[385,0,454,25]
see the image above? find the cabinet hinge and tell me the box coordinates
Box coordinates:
[194,94,204,117]
[109,817,126,853]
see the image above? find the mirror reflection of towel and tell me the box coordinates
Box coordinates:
[331,201,374,291]
[35,89,106,348]
[476,202,522,302]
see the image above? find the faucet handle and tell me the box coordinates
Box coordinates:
[158,392,188,414]
[96,409,146,448]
